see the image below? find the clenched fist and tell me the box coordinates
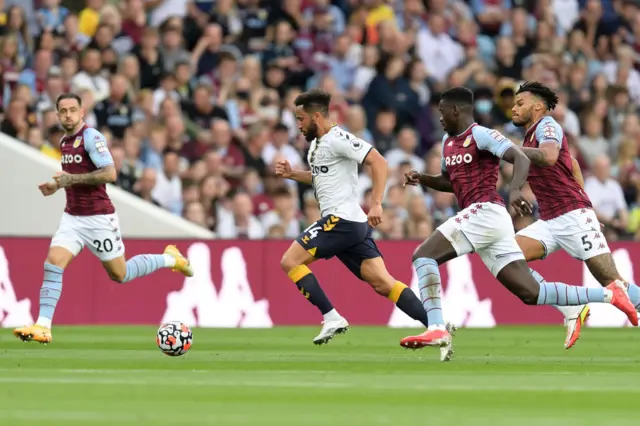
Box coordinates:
[403,170,422,187]
[275,160,292,179]
[38,181,58,196]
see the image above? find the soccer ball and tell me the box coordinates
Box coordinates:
[156,321,193,356]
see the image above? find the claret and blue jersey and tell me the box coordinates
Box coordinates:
[59,125,116,216]
[441,124,515,210]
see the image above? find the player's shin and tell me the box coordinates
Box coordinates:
[36,263,64,329]
[536,281,608,305]
[287,265,336,317]
[413,257,445,327]
[535,278,638,325]
[529,268,585,318]
[121,254,175,283]
[388,281,429,328]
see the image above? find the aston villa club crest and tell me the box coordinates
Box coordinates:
[463,136,472,148]
[73,137,82,148]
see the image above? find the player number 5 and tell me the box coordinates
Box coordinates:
[581,235,592,251]
[93,238,114,253]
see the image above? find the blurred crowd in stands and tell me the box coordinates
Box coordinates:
[2,0,640,241]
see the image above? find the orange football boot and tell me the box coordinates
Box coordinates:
[13,324,52,344]
[164,245,194,277]
[564,305,590,350]
[400,326,454,361]
[608,280,638,326]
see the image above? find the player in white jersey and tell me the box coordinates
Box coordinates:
[275,89,433,344]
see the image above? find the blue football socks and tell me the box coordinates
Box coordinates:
[626,282,640,310]
[121,254,174,283]
[36,263,64,328]
[537,282,605,305]
[414,257,444,327]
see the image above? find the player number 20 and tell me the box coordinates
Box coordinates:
[93,238,114,253]
[581,235,592,251]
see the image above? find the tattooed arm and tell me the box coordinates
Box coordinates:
[55,166,117,188]
[522,117,564,167]
[520,143,560,167]
[55,128,117,188]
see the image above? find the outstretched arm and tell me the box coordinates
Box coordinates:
[417,172,454,192]
[405,154,454,192]
[275,160,313,184]
[288,170,313,185]
[55,166,117,188]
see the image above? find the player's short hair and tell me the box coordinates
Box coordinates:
[515,81,559,111]
[294,89,331,116]
[55,93,82,110]
[440,87,474,106]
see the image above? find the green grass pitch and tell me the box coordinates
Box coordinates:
[0,326,638,425]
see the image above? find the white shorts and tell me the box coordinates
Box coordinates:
[51,212,125,262]
[516,208,610,261]
[438,202,524,277]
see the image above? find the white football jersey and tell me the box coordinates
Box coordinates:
[306,126,373,222]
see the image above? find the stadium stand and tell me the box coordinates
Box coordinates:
[1,0,640,241]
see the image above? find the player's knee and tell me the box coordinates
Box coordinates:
[369,279,393,297]
[412,243,434,263]
[280,254,297,273]
[108,270,126,283]
[45,255,67,269]
[518,287,539,305]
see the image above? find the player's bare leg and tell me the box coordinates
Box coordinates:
[13,246,75,344]
[515,235,546,262]
[281,241,347,345]
[516,235,589,349]
[495,259,638,326]
[101,245,193,283]
[399,230,458,361]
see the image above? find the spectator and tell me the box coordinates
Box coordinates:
[152,149,183,215]
[217,191,265,239]
[384,127,425,173]
[260,187,300,239]
[133,168,161,207]
[1,0,640,243]
[71,48,109,102]
[585,154,629,240]
[262,122,302,169]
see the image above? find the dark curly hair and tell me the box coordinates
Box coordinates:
[515,81,559,111]
[294,89,332,116]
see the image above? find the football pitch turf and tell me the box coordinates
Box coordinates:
[0,326,638,426]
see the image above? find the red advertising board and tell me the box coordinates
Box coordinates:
[0,238,637,327]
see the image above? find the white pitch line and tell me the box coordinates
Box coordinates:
[0,376,636,392]
[0,368,626,377]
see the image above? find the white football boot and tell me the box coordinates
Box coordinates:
[313,316,349,345]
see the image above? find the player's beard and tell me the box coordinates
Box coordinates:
[304,122,318,142]
[62,119,80,133]
[512,111,529,127]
